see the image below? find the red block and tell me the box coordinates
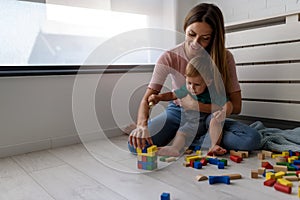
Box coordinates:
[200,158,208,166]
[230,155,242,163]
[263,179,276,187]
[274,182,292,194]
[262,161,273,169]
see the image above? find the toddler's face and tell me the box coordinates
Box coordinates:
[186,75,207,95]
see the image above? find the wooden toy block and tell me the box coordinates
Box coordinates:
[298,186,300,198]
[217,162,225,169]
[258,167,266,175]
[221,173,242,180]
[274,182,292,194]
[262,150,273,158]
[136,147,142,154]
[147,145,158,153]
[274,171,285,179]
[195,174,208,181]
[282,151,289,156]
[208,158,219,165]
[282,175,299,181]
[208,176,230,185]
[265,172,275,180]
[200,157,208,166]
[219,159,228,166]
[272,153,283,159]
[230,150,245,158]
[251,170,259,179]
[185,155,201,163]
[275,156,287,162]
[286,171,297,175]
[257,153,265,160]
[190,161,194,168]
[165,157,176,163]
[277,178,293,187]
[160,156,169,162]
[193,161,202,169]
[261,161,273,169]
[291,164,300,171]
[238,150,249,158]
[230,155,242,163]
[184,149,193,155]
[160,192,170,200]
[183,162,190,167]
[264,179,276,187]
[194,146,201,151]
[206,155,217,159]
[276,161,290,166]
[196,150,201,155]
[273,165,288,172]
[288,157,297,163]
[293,160,300,165]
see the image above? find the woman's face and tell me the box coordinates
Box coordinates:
[185,22,213,59]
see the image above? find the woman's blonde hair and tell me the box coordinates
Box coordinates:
[183,3,230,94]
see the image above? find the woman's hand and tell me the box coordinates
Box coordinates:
[129,125,153,149]
[147,94,160,105]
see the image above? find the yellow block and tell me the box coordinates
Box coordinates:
[266,172,275,180]
[277,178,293,187]
[275,171,285,179]
[281,151,289,156]
[186,155,201,162]
[147,145,158,153]
[272,154,282,159]
[136,147,142,154]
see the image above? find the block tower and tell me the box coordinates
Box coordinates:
[137,145,158,170]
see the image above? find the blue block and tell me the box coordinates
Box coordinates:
[128,141,137,154]
[161,192,170,200]
[193,161,202,169]
[208,158,219,165]
[194,146,201,151]
[209,176,230,184]
[293,160,300,165]
[218,161,225,169]
[290,164,300,170]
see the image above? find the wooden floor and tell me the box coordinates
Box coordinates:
[0,134,299,200]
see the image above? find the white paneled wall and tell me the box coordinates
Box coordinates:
[197,0,300,23]
[226,12,300,122]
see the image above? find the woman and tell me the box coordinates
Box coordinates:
[128,3,261,153]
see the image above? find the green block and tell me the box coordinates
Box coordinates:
[219,159,228,166]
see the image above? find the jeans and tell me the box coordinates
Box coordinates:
[148,102,262,151]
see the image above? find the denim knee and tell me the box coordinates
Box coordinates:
[222,120,262,151]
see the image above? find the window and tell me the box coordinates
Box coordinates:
[1,0,178,66]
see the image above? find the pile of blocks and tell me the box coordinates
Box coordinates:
[137,145,158,170]
[183,149,229,170]
[251,150,300,196]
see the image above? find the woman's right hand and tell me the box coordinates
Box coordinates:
[147,94,159,105]
[129,125,153,149]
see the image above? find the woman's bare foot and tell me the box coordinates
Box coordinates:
[122,123,136,135]
[157,146,180,157]
[209,145,227,156]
